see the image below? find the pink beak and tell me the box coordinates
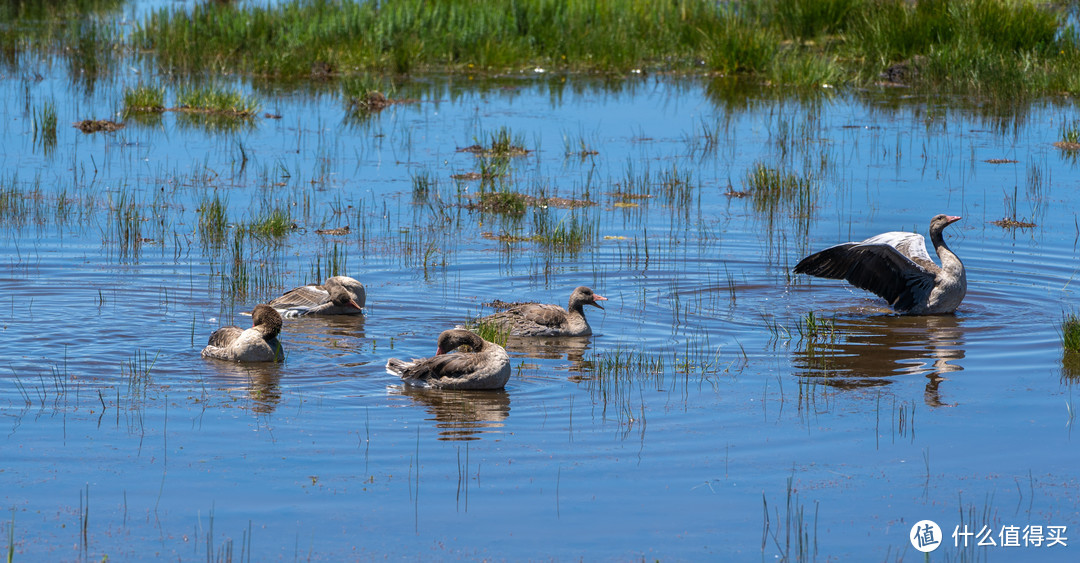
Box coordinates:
[946,215,961,224]
[436,347,446,355]
[591,294,608,309]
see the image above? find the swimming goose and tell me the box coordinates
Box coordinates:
[202,304,284,362]
[794,214,966,314]
[477,286,608,337]
[386,329,511,390]
[269,276,365,317]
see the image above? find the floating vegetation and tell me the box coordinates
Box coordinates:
[991,186,1037,229]
[1054,119,1080,151]
[74,119,124,133]
[177,85,259,117]
[458,127,530,158]
[472,190,528,216]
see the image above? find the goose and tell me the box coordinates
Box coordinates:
[477,286,608,337]
[386,329,511,390]
[202,304,284,362]
[269,276,365,317]
[794,214,965,314]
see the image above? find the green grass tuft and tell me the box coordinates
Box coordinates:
[1063,312,1080,353]
[177,85,259,116]
[123,85,165,114]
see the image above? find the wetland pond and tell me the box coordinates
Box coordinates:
[4,37,1080,563]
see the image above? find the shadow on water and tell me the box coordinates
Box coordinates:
[793,314,965,408]
[389,386,511,442]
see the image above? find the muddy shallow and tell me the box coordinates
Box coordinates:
[2,56,1080,559]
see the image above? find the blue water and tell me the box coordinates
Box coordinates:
[2,12,1080,561]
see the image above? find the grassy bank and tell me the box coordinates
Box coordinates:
[127,0,1080,96]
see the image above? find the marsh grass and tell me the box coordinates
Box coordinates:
[307,242,348,282]
[745,162,815,218]
[532,211,594,255]
[177,86,259,116]
[245,207,292,238]
[1055,119,1080,151]
[32,99,58,149]
[796,311,836,342]
[474,189,528,216]
[460,127,529,158]
[122,84,165,114]
[197,192,229,246]
[761,473,818,562]
[1062,312,1080,353]
[109,190,143,262]
[464,319,510,348]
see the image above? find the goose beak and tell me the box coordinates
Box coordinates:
[436,346,446,355]
[348,299,362,311]
[590,294,608,310]
[946,215,961,224]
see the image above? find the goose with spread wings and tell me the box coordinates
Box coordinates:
[793,214,966,315]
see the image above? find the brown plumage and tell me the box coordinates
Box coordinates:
[269,276,365,317]
[477,286,608,336]
[794,214,966,314]
[386,329,511,390]
[202,304,284,362]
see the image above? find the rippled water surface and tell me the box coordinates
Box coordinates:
[4,21,1080,563]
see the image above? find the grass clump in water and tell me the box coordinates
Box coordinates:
[177,86,259,116]
[465,319,510,348]
[32,100,58,148]
[245,207,293,238]
[1063,312,1080,353]
[197,192,229,246]
[123,85,165,114]
[745,162,815,215]
[1054,119,1080,151]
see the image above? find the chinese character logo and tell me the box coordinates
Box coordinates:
[911,520,943,553]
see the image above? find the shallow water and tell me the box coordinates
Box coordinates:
[3,18,1080,563]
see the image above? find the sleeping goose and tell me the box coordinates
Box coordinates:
[386,329,511,390]
[202,304,284,362]
[269,276,365,317]
[794,214,965,315]
[477,286,608,337]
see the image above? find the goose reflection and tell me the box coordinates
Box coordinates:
[283,315,366,362]
[792,313,965,407]
[502,335,591,366]
[204,361,284,414]
[389,386,511,441]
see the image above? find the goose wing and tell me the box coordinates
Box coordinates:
[206,326,244,347]
[390,352,483,383]
[794,240,936,313]
[269,284,330,309]
[516,303,568,328]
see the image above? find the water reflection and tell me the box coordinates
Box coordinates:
[503,335,591,366]
[203,361,284,414]
[793,314,965,407]
[390,386,511,441]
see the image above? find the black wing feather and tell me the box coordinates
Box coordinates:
[795,243,935,313]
